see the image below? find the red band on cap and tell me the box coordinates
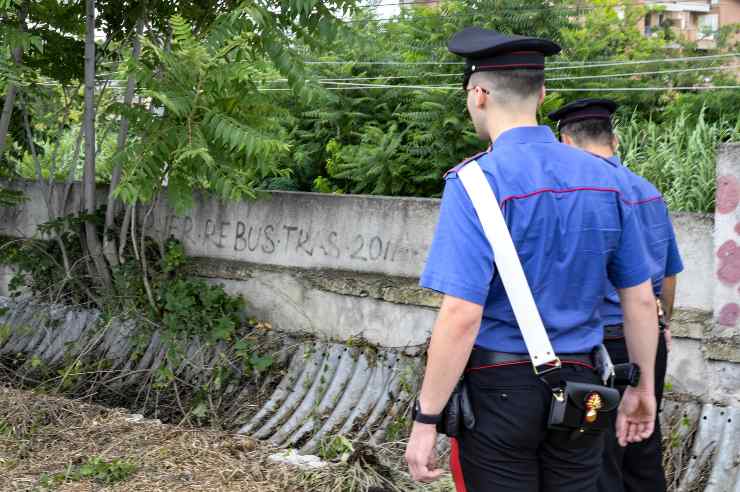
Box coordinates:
[474,63,544,70]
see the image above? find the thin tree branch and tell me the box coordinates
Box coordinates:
[140,196,158,311]
[118,204,133,264]
[82,0,112,290]
[0,3,27,156]
[131,202,140,261]
[103,17,145,269]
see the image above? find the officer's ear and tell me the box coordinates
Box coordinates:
[538,86,546,106]
[611,133,619,152]
[561,132,575,146]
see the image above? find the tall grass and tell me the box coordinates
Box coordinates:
[618,109,740,213]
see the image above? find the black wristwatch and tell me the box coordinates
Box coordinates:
[412,399,442,425]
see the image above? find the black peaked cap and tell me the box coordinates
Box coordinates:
[448,27,561,89]
[547,98,618,129]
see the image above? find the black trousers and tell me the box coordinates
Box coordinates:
[597,333,668,492]
[453,363,605,492]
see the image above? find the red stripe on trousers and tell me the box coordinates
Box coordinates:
[450,437,467,492]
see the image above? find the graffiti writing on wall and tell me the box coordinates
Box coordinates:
[159,215,423,265]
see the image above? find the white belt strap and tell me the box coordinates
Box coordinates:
[457,161,560,370]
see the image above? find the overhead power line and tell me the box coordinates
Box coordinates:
[552,86,740,92]
[547,53,739,71]
[262,64,738,84]
[304,52,739,68]
[257,83,740,92]
[547,64,739,81]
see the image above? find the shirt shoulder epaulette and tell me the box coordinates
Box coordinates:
[444,147,491,179]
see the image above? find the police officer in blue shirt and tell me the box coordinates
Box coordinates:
[549,98,684,492]
[404,27,660,492]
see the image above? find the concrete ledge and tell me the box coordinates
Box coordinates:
[670,308,712,340]
[188,258,442,308]
[703,337,740,363]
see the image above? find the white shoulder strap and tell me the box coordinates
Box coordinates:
[457,161,560,369]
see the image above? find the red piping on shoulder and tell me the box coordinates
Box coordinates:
[499,187,664,208]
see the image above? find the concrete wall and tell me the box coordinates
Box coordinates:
[0,181,715,311]
[666,144,740,406]
[1,147,739,402]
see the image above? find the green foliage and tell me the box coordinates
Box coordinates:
[272,0,573,196]
[76,457,137,483]
[38,456,137,488]
[2,215,247,349]
[161,277,243,343]
[268,0,739,203]
[619,108,740,213]
[0,227,89,304]
[319,434,355,461]
[114,2,357,212]
[234,338,274,374]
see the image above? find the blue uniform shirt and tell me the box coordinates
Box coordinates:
[598,155,684,326]
[420,126,651,354]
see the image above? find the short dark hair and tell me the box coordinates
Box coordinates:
[560,118,614,147]
[473,69,545,100]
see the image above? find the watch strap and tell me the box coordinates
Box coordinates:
[413,399,442,425]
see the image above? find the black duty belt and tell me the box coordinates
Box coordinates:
[467,348,594,371]
[604,324,625,339]
[604,322,665,340]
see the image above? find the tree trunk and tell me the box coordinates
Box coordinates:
[104,17,144,269]
[0,85,18,156]
[0,6,27,156]
[83,0,112,290]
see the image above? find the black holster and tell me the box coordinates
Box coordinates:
[436,378,476,437]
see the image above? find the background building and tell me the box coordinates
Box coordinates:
[635,1,739,49]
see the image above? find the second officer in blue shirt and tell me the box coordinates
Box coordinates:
[549,98,684,492]
[404,27,661,492]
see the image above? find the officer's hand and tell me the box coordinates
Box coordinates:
[405,422,444,482]
[616,386,656,447]
[664,328,672,352]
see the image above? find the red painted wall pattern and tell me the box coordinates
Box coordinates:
[717,175,740,214]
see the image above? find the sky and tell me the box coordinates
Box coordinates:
[362,1,400,18]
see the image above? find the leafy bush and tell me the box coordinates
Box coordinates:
[1,213,246,346]
[265,0,739,208]
[619,108,740,213]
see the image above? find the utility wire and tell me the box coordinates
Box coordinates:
[304,52,739,68]
[547,53,739,71]
[547,64,739,81]
[261,64,738,84]
[257,83,740,92]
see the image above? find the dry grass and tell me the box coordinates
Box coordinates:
[0,386,455,492]
[661,403,701,491]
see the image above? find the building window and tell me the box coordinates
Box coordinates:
[698,13,719,39]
